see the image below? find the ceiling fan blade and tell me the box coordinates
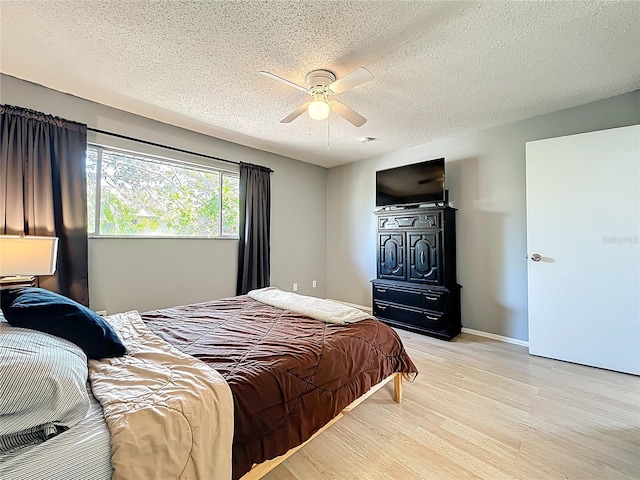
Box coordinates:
[331,101,367,127]
[260,71,309,94]
[281,102,312,123]
[327,67,373,94]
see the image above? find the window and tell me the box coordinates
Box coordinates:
[86,146,239,238]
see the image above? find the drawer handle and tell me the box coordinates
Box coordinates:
[424,295,438,301]
[376,288,387,293]
[426,315,439,321]
[377,305,387,311]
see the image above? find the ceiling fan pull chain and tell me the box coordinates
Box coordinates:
[327,115,331,151]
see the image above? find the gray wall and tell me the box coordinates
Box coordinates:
[326,91,640,341]
[3,72,637,338]
[1,74,327,313]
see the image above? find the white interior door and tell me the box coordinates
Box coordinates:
[526,125,640,375]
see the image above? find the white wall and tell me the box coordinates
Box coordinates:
[1,74,327,314]
[326,91,640,341]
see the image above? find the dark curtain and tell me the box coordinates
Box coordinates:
[236,162,271,295]
[0,105,89,305]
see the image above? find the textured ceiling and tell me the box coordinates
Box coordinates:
[1,1,639,168]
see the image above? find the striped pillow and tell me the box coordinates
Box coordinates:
[0,319,90,453]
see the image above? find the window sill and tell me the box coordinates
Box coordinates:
[88,235,239,240]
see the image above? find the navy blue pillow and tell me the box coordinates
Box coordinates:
[0,287,126,360]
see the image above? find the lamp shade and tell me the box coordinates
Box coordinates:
[0,235,59,276]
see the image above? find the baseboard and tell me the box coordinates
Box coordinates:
[461,327,529,347]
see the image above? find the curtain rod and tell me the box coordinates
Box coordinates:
[87,127,273,172]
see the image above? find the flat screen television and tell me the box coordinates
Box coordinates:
[376,158,445,207]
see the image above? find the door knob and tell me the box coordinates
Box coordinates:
[530,254,542,262]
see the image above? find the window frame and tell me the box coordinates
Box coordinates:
[87,144,240,240]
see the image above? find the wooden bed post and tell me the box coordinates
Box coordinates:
[393,373,403,403]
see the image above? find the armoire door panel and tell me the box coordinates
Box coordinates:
[377,233,405,280]
[407,233,441,284]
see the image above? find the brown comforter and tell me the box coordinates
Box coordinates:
[142,295,417,479]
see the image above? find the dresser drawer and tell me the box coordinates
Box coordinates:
[372,285,389,301]
[386,287,423,309]
[422,290,447,312]
[373,284,447,312]
[422,310,447,330]
[373,301,424,329]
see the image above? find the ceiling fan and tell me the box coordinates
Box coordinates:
[259,67,373,127]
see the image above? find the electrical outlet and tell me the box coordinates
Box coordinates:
[95,310,107,317]
[312,280,317,288]
[293,283,298,292]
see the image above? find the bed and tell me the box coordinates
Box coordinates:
[0,290,417,480]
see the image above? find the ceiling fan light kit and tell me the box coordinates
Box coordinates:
[308,98,331,120]
[260,67,373,127]
[308,89,332,120]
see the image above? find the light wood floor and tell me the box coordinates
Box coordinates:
[263,331,640,480]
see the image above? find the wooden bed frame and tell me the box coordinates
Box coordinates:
[241,372,403,480]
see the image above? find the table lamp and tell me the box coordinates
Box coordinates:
[0,234,59,287]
